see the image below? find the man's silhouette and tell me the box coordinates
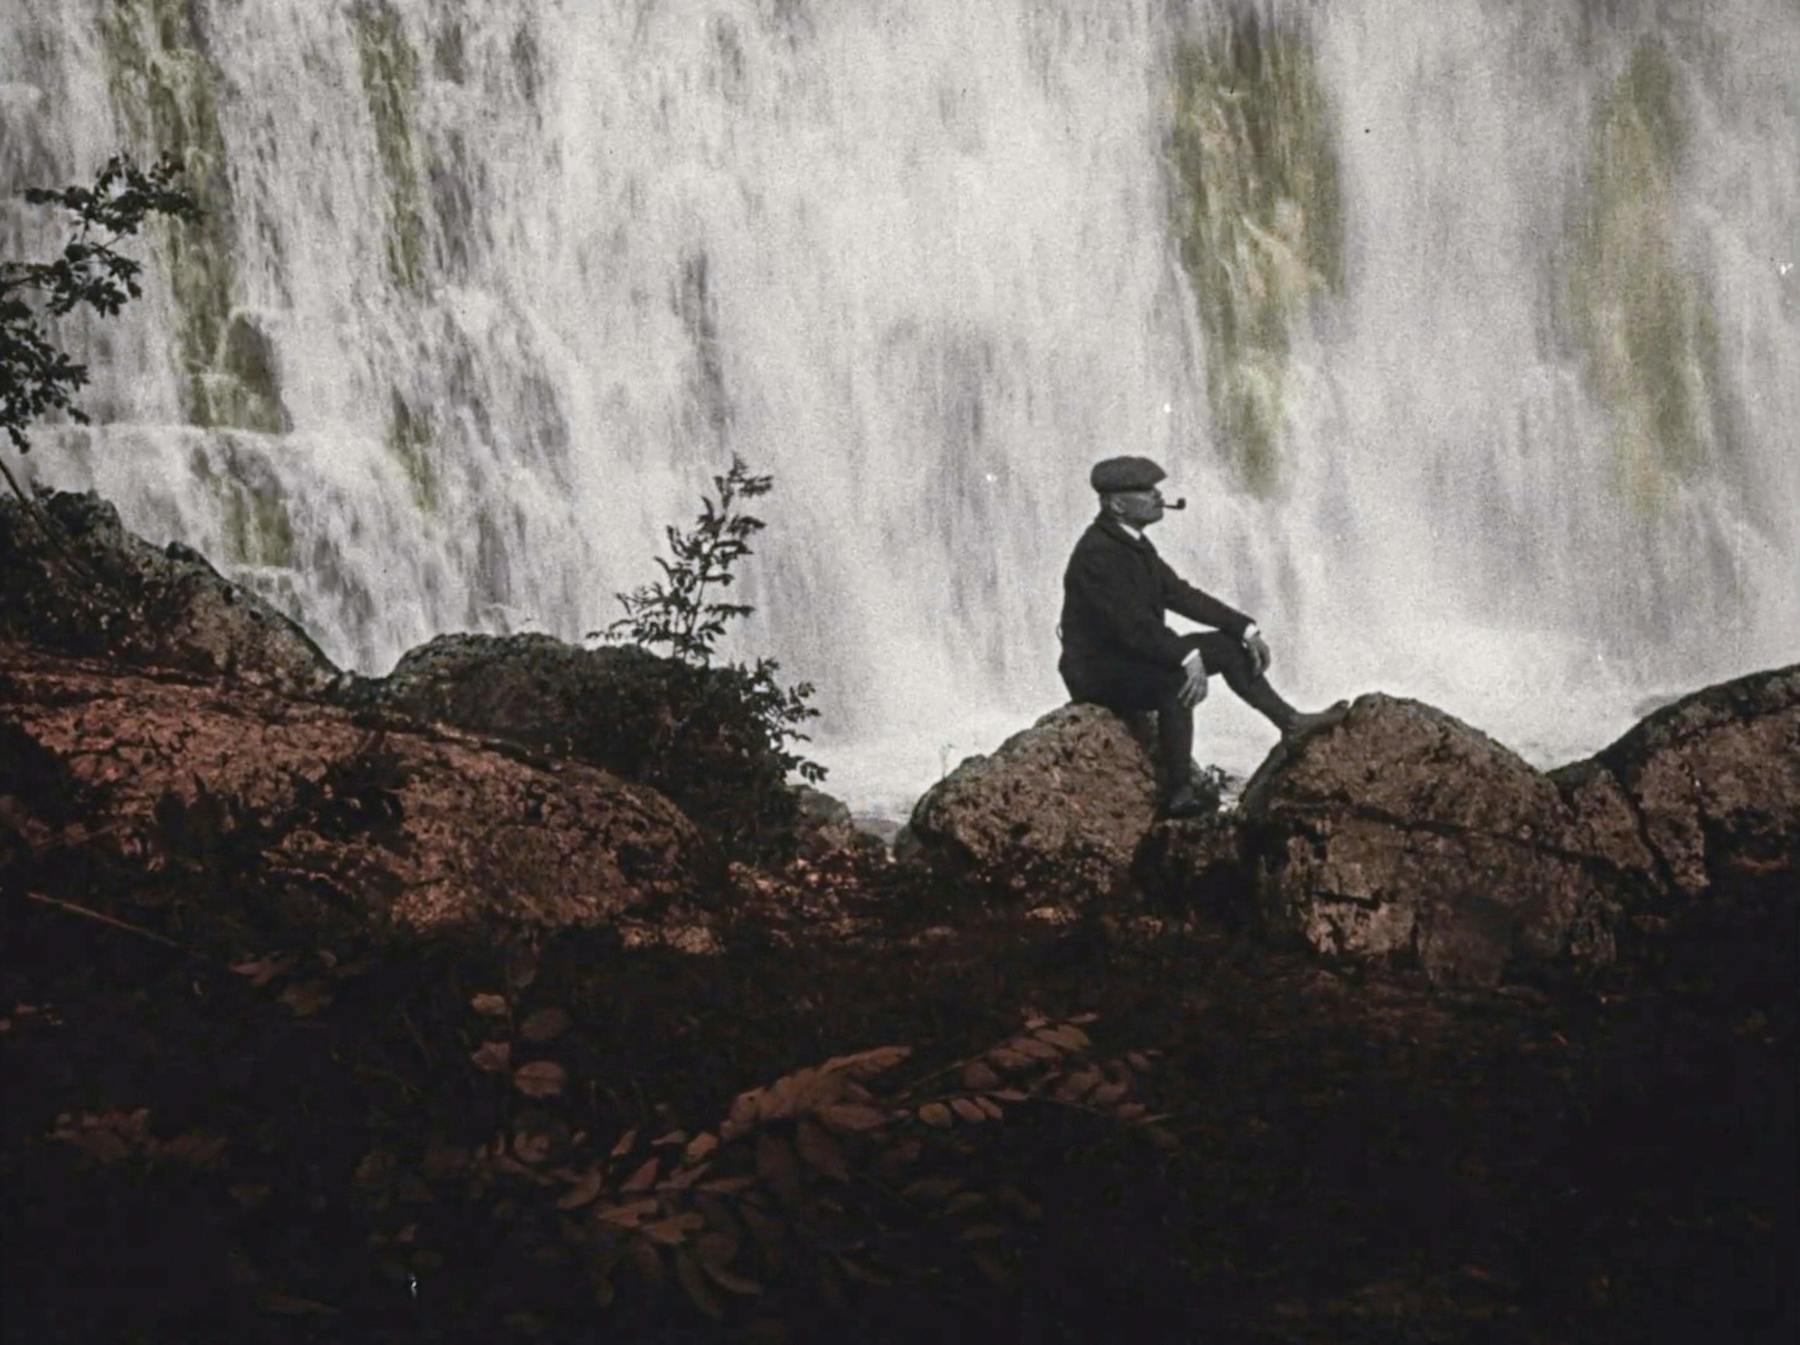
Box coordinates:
[1058,455,1341,818]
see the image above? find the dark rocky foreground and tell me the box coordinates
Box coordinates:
[2,492,1795,1343]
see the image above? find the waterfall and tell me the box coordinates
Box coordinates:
[3,0,1796,813]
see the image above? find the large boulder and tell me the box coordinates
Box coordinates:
[1582,664,1800,902]
[1238,694,1654,987]
[0,644,709,950]
[337,632,805,857]
[897,704,1158,903]
[0,490,337,697]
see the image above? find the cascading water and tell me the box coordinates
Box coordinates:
[3,0,1795,814]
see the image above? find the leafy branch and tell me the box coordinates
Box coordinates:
[596,456,825,794]
[604,456,770,667]
[1,153,201,461]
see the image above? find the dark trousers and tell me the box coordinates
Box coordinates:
[1060,633,1298,794]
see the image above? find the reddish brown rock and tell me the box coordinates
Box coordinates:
[1238,694,1647,987]
[1584,664,1800,900]
[897,704,1158,903]
[0,643,708,949]
[0,491,338,696]
[1132,813,1248,915]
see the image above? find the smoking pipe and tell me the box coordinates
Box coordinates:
[1164,497,1188,510]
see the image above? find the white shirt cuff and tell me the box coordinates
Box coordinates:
[1182,650,1202,669]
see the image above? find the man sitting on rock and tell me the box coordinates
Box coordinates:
[1058,455,1342,819]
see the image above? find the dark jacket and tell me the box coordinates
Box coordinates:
[1058,515,1252,671]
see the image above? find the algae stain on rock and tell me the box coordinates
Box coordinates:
[1564,40,1731,516]
[1168,15,1344,498]
[99,0,293,435]
[353,0,430,293]
[190,444,297,568]
[387,392,439,514]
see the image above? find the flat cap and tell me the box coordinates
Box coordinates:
[1089,455,1167,493]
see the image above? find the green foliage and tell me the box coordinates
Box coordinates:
[0,154,200,456]
[602,456,826,790]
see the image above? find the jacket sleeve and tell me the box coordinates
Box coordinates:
[1157,557,1252,639]
[1066,545,1194,668]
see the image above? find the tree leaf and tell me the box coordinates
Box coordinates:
[794,1120,848,1182]
[722,1089,763,1140]
[957,1224,1006,1241]
[676,1248,725,1319]
[662,1159,713,1191]
[556,1169,606,1211]
[503,946,538,991]
[684,1132,719,1164]
[1038,1024,1092,1051]
[960,1061,1002,1090]
[739,1202,785,1270]
[986,1047,1032,1071]
[702,1259,764,1296]
[1091,1082,1130,1108]
[595,1197,658,1227]
[621,1157,660,1192]
[901,1176,963,1204]
[230,955,296,989]
[513,1060,568,1098]
[754,1134,801,1201]
[696,1229,742,1269]
[470,1040,512,1073]
[975,1096,1004,1120]
[820,1044,912,1079]
[513,1126,555,1166]
[257,1291,339,1317]
[1053,1067,1104,1103]
[279,979,333,1018]
[1126,1051,1154,1071]
[469,992,508,1017]
[697,1175,758,1194]
[609,1127,639,1159]
[644,1213,704,1246]
[1012,1037,1060,1061]
[519,1007,571,1042]
[817,1102,886,1134]
[949,1098,986,1124]
[622,1238,665,1288]
[835,1253,893,1286]
[916,1102,953,1129]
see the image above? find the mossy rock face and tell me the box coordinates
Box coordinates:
[387,391,438,512]
[1168,14,1344,498]
[1564,39,1734,514]
[353,0,429,292]
[192,313,293,434]
[339,634,807,861]
[0,490,336,695]
[99,0,241,426]
[190,442,297,568]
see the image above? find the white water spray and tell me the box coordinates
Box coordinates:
[2,0,1795,813]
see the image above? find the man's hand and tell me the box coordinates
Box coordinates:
[1178,657,1209,708]
[1244,629,1272,678]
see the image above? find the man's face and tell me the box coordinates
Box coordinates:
[1108,488,1166,529]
